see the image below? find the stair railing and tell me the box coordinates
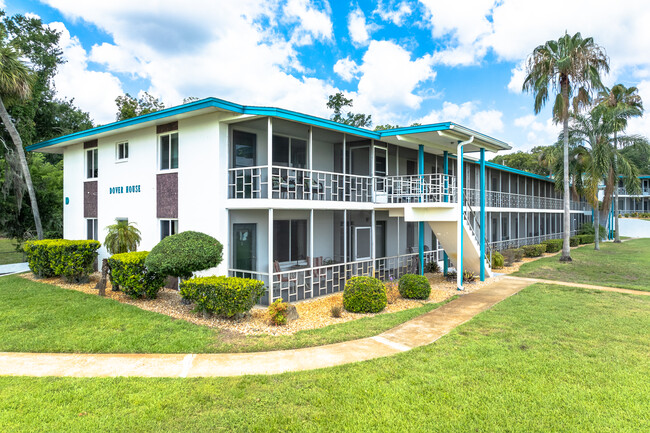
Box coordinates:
[462,195,494,271]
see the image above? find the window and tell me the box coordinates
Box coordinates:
[160,219,178,240]
[272,135,306,168]
[233,130,256,168]
[159,132,179,170]
[116,141,129,161]
[86,218,98,241]
[273,219,307,262]
[86,148,98,178]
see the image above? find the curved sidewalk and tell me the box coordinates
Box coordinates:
[0,278,532,378]
[504,276,650,296]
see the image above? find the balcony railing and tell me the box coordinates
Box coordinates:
[374,174,457,204]
[228,251,441,304]
[489,230,578,251]
[617,187,650,196]
[465,189,587,211]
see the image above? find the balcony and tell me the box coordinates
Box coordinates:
[229,166,457,204]
[465,189,586,211]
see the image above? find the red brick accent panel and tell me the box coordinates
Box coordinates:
[156,121,178,134]
[84,181,98,218]
[157,172,178,218]
[83,139,98,149]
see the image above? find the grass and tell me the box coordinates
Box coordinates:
[0,284,648,432]
[0,238,24,265]
[514,238,650,292]
[0,274,451,353]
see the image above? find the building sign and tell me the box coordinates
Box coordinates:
[109,185,141,194]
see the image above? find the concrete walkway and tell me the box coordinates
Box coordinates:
[505,276,650,297]
[0,262,29,276]
[0,277,532,378]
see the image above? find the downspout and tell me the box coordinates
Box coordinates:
[456,136,474,291]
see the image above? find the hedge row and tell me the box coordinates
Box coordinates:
[343,276,387,313]
[108,251,166,299]
[180,276,265,318]
[542,239,563,253]
[522,243,547,257]
[24,239,100,282]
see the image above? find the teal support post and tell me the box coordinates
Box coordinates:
[418,144,424,275]
[479,148,486,281]
[443,151,449,276]
[458,144,464,290]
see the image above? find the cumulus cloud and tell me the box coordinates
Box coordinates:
[348,7,371,46]
[333,57,360,82]
[48,22,124,124]
[355,40,435,117]
[512,114,561,150]
[416,101,504,134]
[283,0,333,45]
[373,1,413,26]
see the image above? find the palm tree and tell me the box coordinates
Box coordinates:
[595,84,644,242]
[523,32,609,261]
[104,220,142,255]
[568,110,643,250]
[0,45,43,239]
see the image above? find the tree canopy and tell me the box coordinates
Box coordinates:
[326,93,372,128]
[115,92,165,121]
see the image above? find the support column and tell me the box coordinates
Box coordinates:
[371,209,376,276]
[267,117,273,198]
[457,143,464,291]
[308,126,313,169]
[443,151,449,276]
[479,148,486,281]
[309,209,314,267]
[343,210,347,264]
[418,144,424,275]
[268,208,274,302]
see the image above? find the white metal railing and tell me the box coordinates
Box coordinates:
[617,187,650,196]
[229,252,443,305]
[374,173,457,204]
[489,230,578,251]
[465,189,588,211]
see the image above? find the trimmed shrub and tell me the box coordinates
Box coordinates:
[108,251,165,299]
[570,236,580,247]
[463,270,477,282]
[491,251,504,269]
[268,299,288,325]
[398,274,431,299]
[179,276,265,318]
[502,248,524,265]
[343,276,387,313]
[542,239,563,253]
[579,222,606,240]
[522,243,547,257]
[146,231,223,279]
[25,239,100,282]
[578,234,595,244]
[24,240,55,278]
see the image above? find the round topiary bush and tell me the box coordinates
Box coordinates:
[343,276,387,313]
[491,251,504,269]
[398,274,431,299]
[145,231,223,279]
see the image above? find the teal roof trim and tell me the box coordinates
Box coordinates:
[27,97,492,152]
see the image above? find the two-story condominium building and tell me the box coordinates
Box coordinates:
[28,98,590,305]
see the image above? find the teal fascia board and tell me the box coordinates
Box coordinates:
[28,96,457,152]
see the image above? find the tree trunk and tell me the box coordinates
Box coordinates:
[0,97,44,239]
[613,131,621,243]
[594,201,600,251]
[560,83,572,262]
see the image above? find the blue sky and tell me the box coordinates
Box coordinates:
[5,0,650,155]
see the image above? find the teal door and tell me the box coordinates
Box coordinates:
[233,224,256,276]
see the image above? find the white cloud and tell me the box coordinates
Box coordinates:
[48,22,124,124]
[625,80,650,139]
[355,40,435,117]
[415,101,504,134]
[24,12,41,20]
[283,0,333,45]
[40,0,340,121]
[512,114,561,150]
[374,1,413,26]
[507,61,526,94]
[333,57,360,82]
[348,7,371,46]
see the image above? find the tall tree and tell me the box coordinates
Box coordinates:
[115,92,165,121]
[0,45,42,239]
[523,32,609,261]
[595,84,644,242]
[326,92,372,128]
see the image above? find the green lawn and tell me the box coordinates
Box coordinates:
[0,275,451,353]
[0,238,24,265]
[514,238,650,292]
[1,284,648,432]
